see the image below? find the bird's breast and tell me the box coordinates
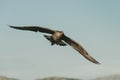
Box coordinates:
[52,31,63,41]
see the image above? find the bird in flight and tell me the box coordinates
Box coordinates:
[9,25,100,64]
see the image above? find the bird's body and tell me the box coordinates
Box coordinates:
[9,25,100,64]
[52,31,63,41]
[44,33,67,46]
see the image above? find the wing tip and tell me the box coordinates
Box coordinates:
[91,58,100,64]
[94,61,101,64]
[8,25,16,28]
[86,55,100,64]
[8,25,24,30]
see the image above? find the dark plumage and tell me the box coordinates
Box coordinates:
[9,25,100,64]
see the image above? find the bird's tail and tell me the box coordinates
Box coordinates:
[44,35,55,46]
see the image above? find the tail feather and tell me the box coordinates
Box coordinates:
[57,41,67,46]
[44,35,54,45]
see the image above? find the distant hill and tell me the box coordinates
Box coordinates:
[0,76,19,80]
[93,74,120,80]
[36,76,82,80]
[1,74,120,80]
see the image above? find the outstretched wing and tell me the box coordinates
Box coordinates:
[9,25,55,34]
[63,35,100,64]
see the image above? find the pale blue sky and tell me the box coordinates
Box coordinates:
[0,0,120,80]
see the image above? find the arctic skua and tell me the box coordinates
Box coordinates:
[9,25,100,64]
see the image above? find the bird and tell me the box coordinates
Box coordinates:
[9,25,100,64]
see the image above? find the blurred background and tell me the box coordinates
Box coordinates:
[0,0,120,80]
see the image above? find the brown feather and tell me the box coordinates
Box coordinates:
[9,25,55,34]
[63,35,100,64]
